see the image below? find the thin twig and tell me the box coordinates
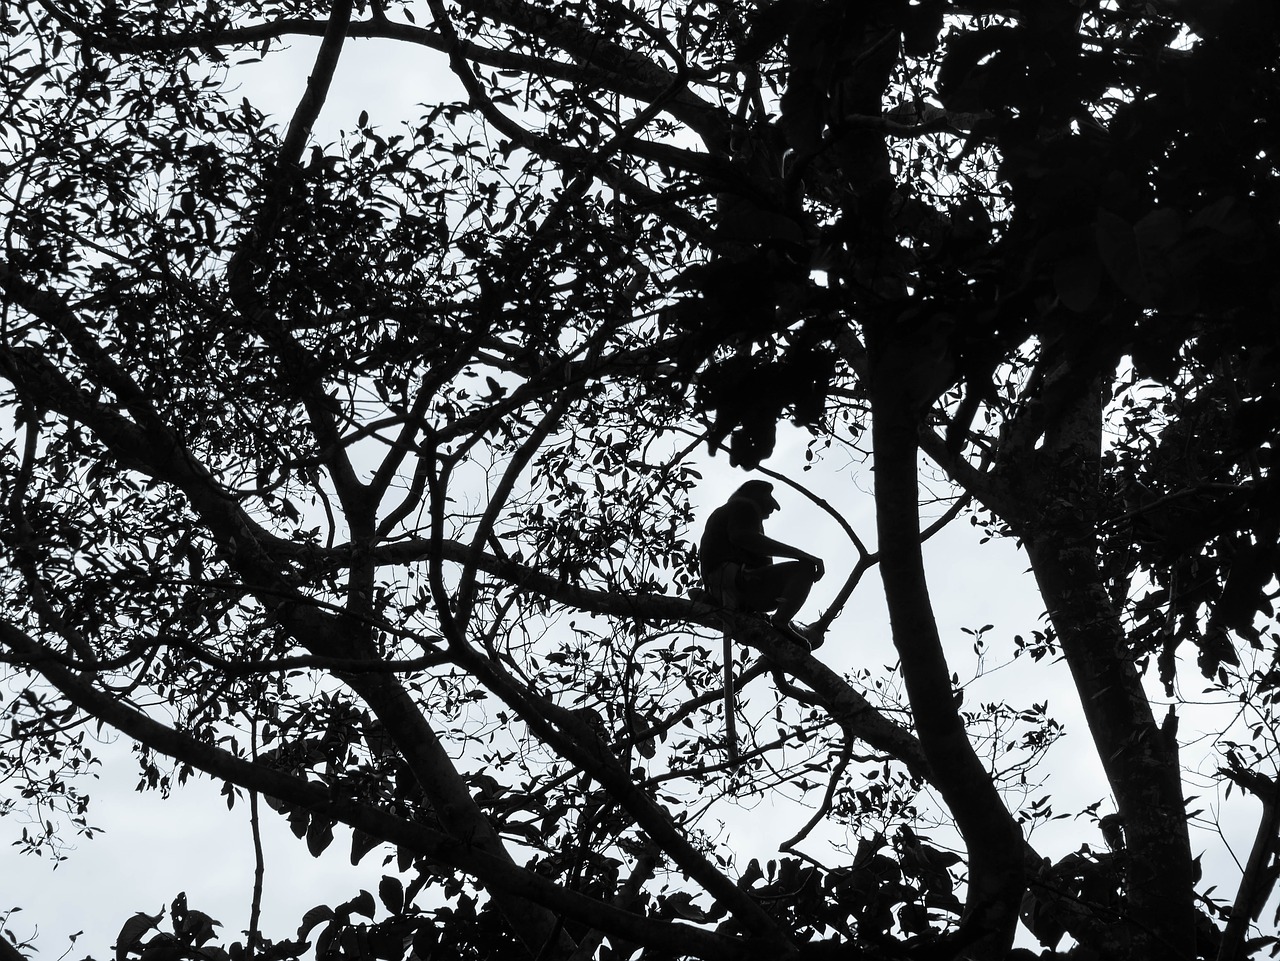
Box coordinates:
[779,733,857,853]
[247,718,265,961]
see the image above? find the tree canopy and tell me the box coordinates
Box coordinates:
[2,1,1279,960]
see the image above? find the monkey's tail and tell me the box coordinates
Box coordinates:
[723,627,738,766]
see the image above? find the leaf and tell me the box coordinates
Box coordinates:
[314,922,337,961]
[138,933,182,961]
[350,828,380,865]
[1094,209,1153,304]
[739,858,764,888]
[663,892,708,921]
[178,910,221,946]
[404,871,431,909]
[915,843,963,872]
[1133,207,1184,251]
[898,902,931,936]
[378,876,405,915]
[297,906,334,940]
[306,817,334,856]
[288,806,309,839]
[341,889,376,919]
[923,888,964,915]
[1188,195,1246,235]
[411,927,436,959]
[115,911,162,961]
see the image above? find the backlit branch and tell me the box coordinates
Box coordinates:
[0,617,763,961]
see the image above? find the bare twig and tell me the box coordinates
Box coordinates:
[779,734,857,853]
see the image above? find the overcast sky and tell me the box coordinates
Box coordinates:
[3,26,1272,958]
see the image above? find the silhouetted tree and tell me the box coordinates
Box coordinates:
[3,2,1279,960]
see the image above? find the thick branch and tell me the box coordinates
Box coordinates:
[1218,768,1280,961]
[869,364,1024,958]
[0,336,302,600]
[301,534,936,779]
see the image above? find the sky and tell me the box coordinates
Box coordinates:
[2,18,1275,960]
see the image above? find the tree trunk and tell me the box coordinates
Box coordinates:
[1024,537,1195,959]
[1018,385,1195,960]
[870,381,1024,958]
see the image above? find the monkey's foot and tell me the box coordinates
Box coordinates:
[801,624,825,650]
[768,615,815,652]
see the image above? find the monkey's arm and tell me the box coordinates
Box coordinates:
[728,523,823,574]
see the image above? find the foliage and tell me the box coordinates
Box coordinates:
[2,1,1280,960]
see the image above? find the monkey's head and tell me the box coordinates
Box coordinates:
[734,479,781,517]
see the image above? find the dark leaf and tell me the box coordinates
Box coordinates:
[298,906,334,940]
[115,912,162,961]
[378,876,404,916]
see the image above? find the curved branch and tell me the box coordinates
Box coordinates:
[52,6,727,146]
[1218,767,1280,961]
[296,531,937,781]
[870,353,1024,952]
[221,1,373,527]
[779,733,857,854]
[455,399,574,627]
[277,1,353,178]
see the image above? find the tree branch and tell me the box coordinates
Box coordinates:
[0,618,765,961]
[1217,766,1280,961]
